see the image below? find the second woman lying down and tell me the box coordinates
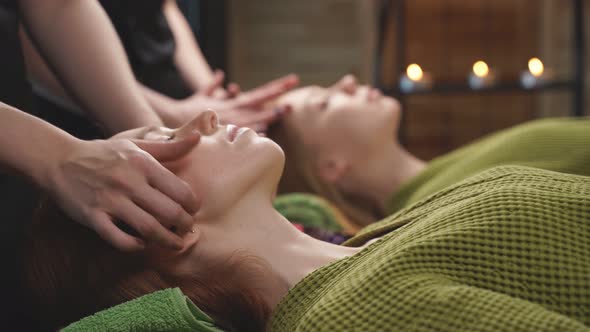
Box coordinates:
[26,112,590,331]
[269,75,590,229]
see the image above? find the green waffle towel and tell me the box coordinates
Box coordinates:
[388,117,590,214]
[274,193,343,232]
[270,166,590,331]
[62,288,224,332]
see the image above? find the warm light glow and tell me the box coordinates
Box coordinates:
[472,61,489,78]
[528,57,544,77]
[406,64,424,81]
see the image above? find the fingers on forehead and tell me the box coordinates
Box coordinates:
[140,126,177,141]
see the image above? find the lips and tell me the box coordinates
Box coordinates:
[368,88,382,101]
[227,125,239,142]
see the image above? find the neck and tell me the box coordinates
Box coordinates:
[347,141,425,211]
[202,192,362,307]
[258,210,361,289]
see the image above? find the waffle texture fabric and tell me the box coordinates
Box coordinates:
[270,166,590,331]
[274,193,344,232]
[63,288,223,332]
[387,117,590,215]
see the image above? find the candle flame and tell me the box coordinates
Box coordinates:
[473,61,489,78]
[528,57,544,77]
[406,64,424,81]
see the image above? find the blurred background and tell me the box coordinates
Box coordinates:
[183,0,587,160]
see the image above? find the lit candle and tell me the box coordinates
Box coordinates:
[529,57,544,77]
[468,60,496,89]
[473,60,489,78]
[520,57,552,89]
[400,63,433,92]
[407,64,424,81]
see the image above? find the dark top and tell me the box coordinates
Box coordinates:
[0,3,56,330]
[99,0,192,99]
[0,0,30,110]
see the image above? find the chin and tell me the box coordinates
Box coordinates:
[381,96,401,115]
[248,136,286,193]
[374,99,399,137]
[265,139,287,184]
[383,99,401,133]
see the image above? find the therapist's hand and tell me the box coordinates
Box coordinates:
[197,69,241,100]
[42,132,201,252]
[177,73,300,132]
[216,73,298,132]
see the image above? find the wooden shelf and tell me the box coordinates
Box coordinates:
[375,0,585,116]
[383,80,575,97]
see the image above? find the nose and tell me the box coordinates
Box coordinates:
[357,86,372,102]
[336,75,358,95]
[177,110,219,138]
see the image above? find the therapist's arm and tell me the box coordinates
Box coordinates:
[163,0,216,92]
[18,0,162,134]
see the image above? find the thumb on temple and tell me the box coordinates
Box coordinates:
[132,132,201,162]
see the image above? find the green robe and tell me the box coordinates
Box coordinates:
[270,166,590,331]
[388,117,590,214]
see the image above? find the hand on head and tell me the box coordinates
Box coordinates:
[44,129,202,252]
[176,73,300,132]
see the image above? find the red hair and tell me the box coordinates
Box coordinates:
[24,198,273,332]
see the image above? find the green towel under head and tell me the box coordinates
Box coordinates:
[274,192,359,234]
[63,288,224,332]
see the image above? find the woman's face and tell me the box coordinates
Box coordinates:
[123,111,285,283]
[136,111,285,220]
[276,76,401,165]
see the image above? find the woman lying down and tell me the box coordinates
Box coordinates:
[25,111,590,331]
[269,75,590,229]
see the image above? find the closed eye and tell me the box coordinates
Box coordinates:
[318,95,332,111]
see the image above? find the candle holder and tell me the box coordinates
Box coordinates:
[520,57,554,89]
[468,60,496,89]
[399,64,433,93]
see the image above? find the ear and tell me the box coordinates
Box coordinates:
[147,226,202,260]
[182,226,201,253]
[317,156,349,183]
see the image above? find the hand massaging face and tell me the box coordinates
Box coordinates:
[132,110,292,263]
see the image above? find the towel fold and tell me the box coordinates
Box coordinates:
[62,288,224,332]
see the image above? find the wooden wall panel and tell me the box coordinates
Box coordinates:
[382,0,579,160]
[227,0,377,88]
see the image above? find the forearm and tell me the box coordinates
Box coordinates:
[18,26,72,105]
[0,102,77,187]
[141,85,183,127]
[164,0,214,92]
[18,0,162,134]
